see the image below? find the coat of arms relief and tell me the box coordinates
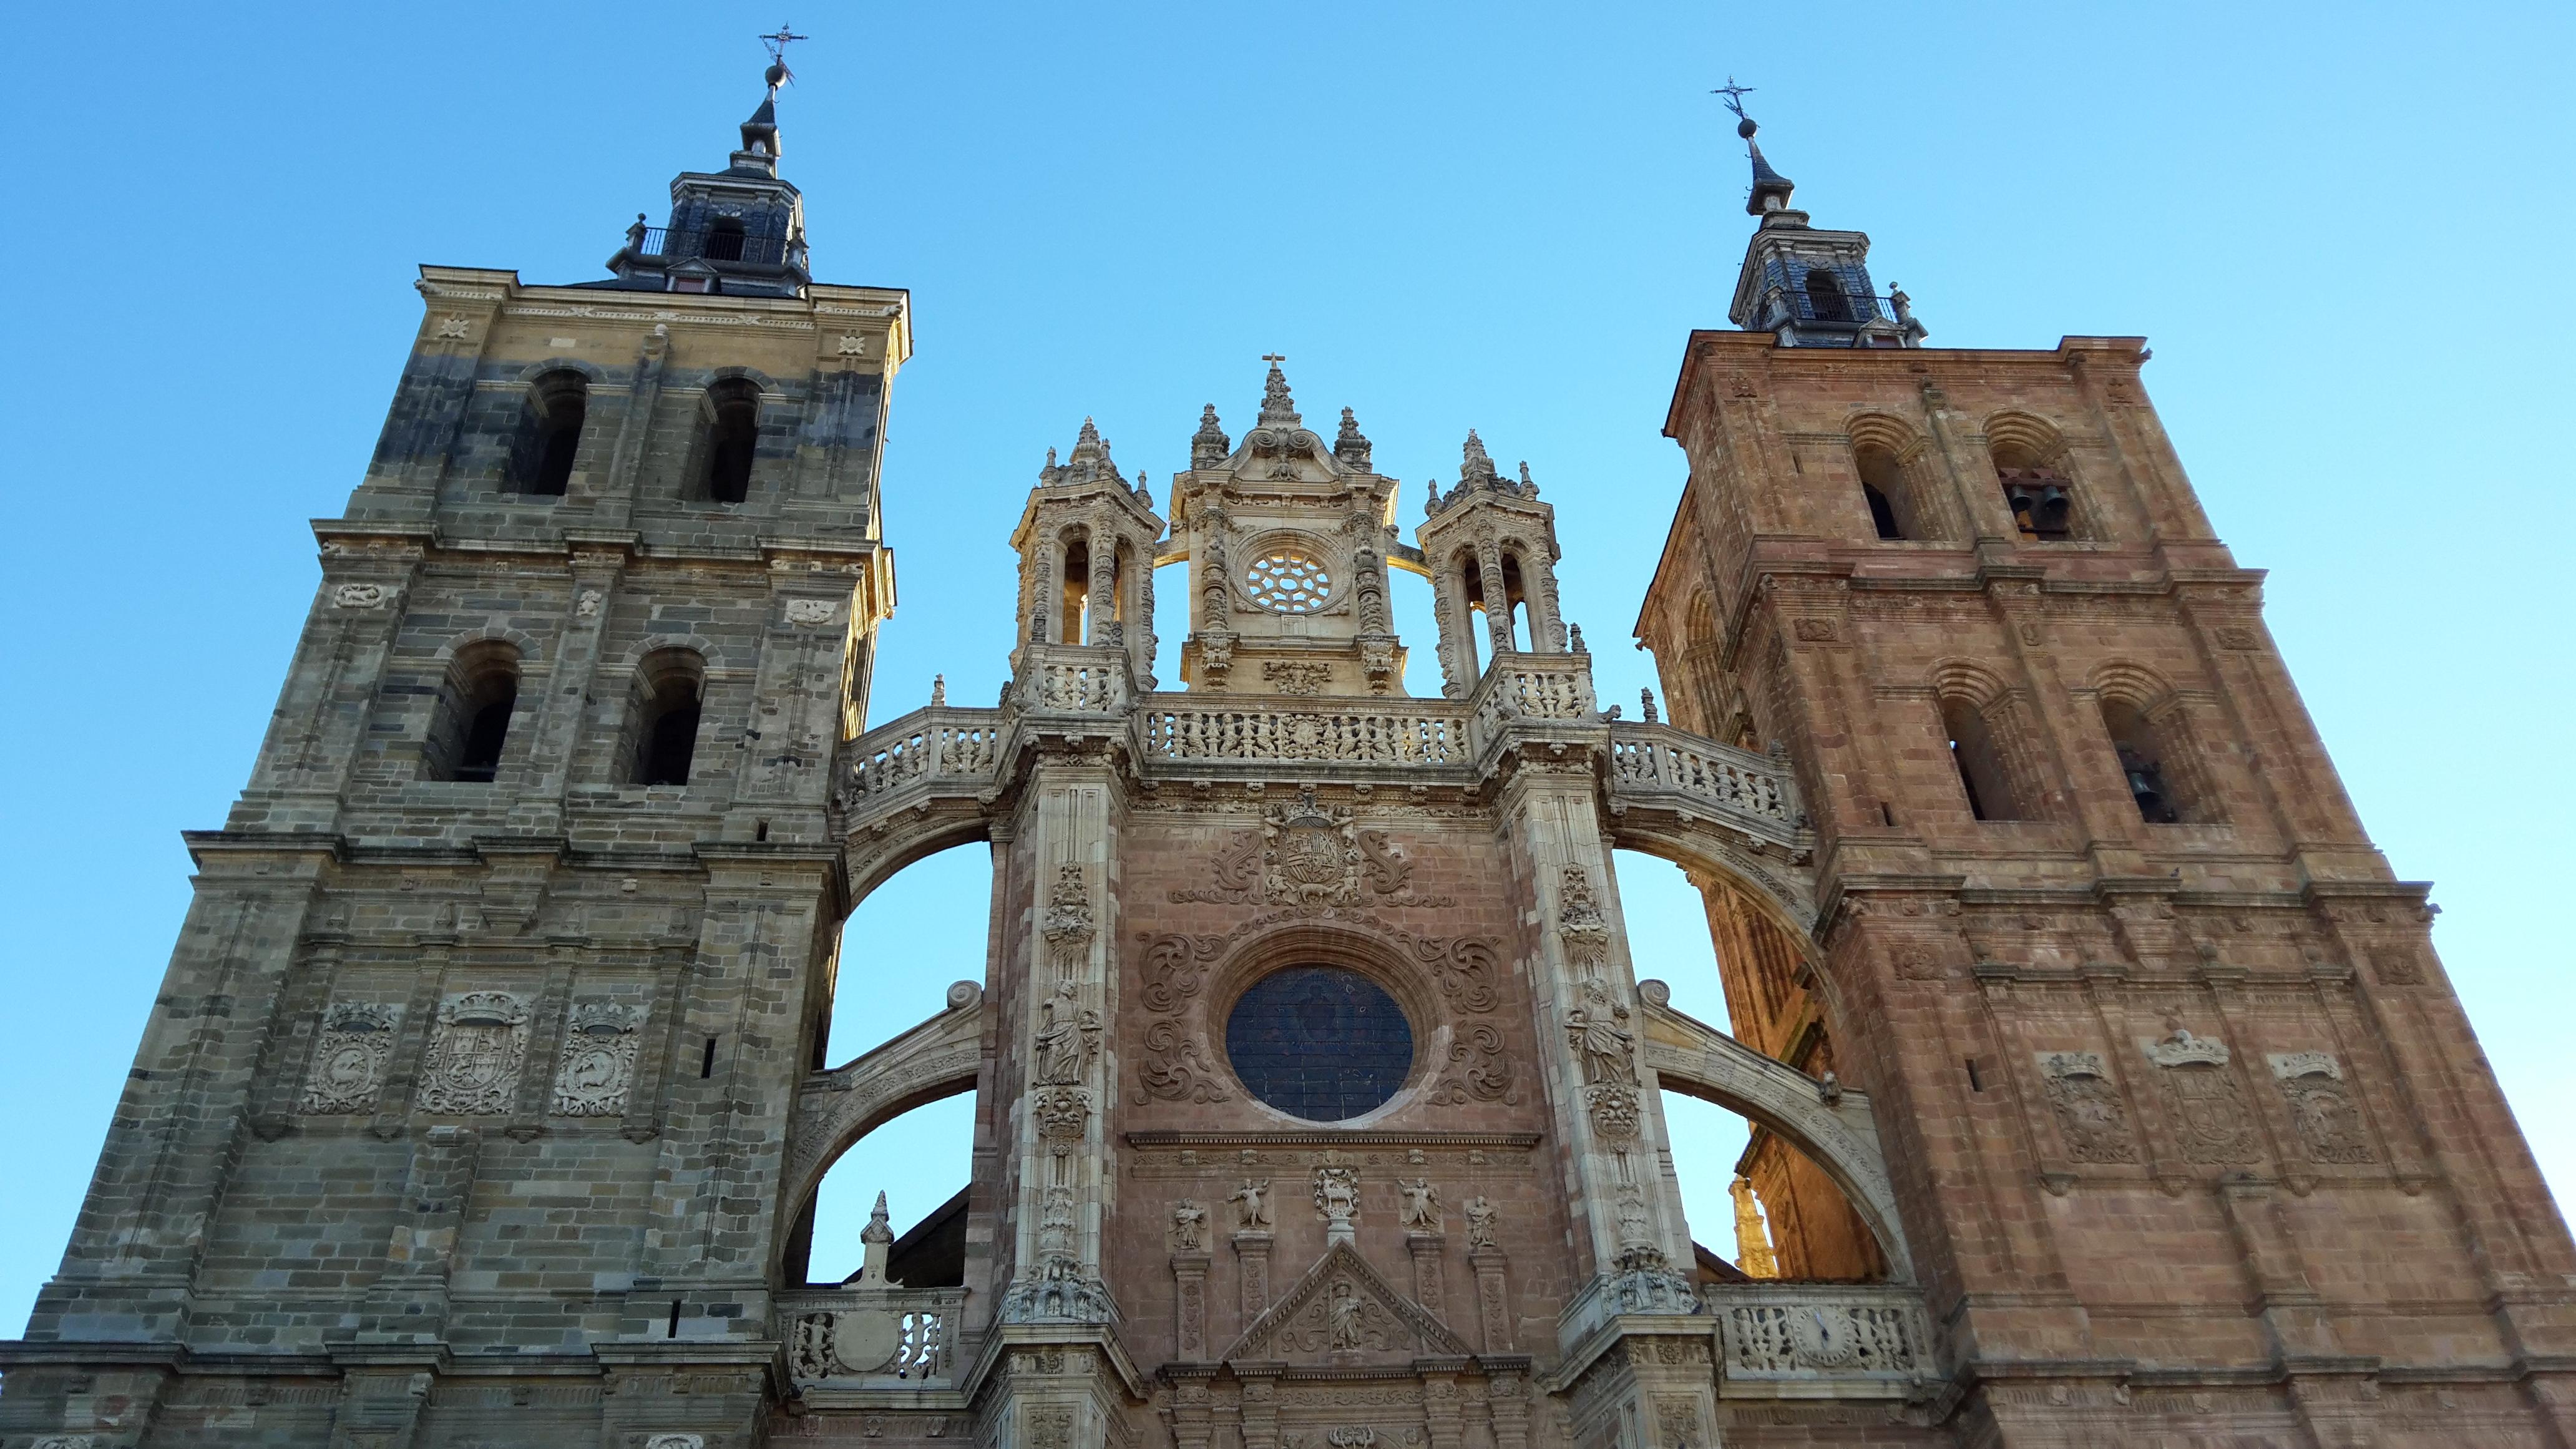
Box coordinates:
[1169,788,1453,910]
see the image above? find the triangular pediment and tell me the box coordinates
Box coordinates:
[1219,1240,1471,1365]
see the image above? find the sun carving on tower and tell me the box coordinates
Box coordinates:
[1245,545,1332,613]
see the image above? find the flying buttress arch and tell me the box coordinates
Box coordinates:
[1637,987,1913,1282]
[781,981,988,1264]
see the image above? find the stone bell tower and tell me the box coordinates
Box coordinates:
[1635,103,2576,1445]
[0,52,912,1448]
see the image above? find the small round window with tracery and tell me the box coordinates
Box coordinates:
[1244,547,1333,613]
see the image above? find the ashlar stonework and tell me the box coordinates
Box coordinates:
[6,66,2570,1449]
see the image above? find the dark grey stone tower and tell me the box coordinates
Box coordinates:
[0,56,910,1448]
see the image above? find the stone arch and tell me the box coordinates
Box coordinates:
[1844,411,1926,462]
[1926,656,2012,710]
[507,356,610,386]
[1636,985,1914,1282]
[2086,658,2178,709]
[842,803,994,909]
[778,980,986,1272]
[613,630,739,676]
[1983,410,2068,469]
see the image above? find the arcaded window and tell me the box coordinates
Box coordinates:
[1856,446,1913,540]
[1803,265,1852,323]
[423,643,520,783]
[1060,537,1090,644]
[1940,695,2022,821]
[1999,468,2074,541]
[506,371,587,497]
[1225,966,1413,1122]
[2100,700,2184,822]
[627,649,706,787]
[697,379,760,504]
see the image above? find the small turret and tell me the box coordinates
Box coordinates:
[1714,80,1925,348]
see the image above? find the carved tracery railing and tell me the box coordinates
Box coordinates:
[1604,723,1801,834]
[842,706,1007,804]
[1706,1282,1933,1392]
[1138,700,1468,768]
[779,1286,966,1391]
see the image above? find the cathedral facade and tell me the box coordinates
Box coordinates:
[4,64,2572,1449]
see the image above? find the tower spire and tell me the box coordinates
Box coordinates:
[1714,77,1924,348]
[1714,76,1795,216]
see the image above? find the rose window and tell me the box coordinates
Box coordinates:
[1244,547,1333,613]
[1225,966,1414,1121]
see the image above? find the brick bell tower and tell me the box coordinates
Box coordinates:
[1636,97,2576,1443]
[1,49,912,1448]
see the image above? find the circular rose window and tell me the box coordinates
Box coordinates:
[1244,547,1334,613]
[1226,966,1414,1121]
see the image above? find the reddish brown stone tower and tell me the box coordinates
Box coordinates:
[1635,106,2576,1444]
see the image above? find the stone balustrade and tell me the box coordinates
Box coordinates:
[1604,723,1801,834]
[1706,1282,1933,1394]
[778,1286,967,1390]
[1138,698,1470,768]
[1467,650,1599,731]
[1019,643,1133,714]
[840,707,1007,805]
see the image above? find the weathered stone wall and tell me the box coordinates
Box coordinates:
[1637,329,2576,1445]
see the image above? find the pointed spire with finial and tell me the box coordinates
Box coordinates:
[1714,76,1795,217]
[1191,404,1231,469]
[1334,406,1372,469]
[1257,354,1302,427]
[1459,429,1499,486]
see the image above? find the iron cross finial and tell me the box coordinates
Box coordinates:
[759,21,809,88]
[760,22,808,64]
[1711,76,1757,122]
[1261,353,1287,365]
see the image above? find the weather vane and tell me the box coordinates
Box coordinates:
[1711,76,1757,124]
[759,21,808,89]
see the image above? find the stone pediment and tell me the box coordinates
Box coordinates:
[1215,421,1345,486]
[1219,1240,1471,1365]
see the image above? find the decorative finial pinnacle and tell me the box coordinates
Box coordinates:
[1257,355,1300,426]
[759,22,808,91]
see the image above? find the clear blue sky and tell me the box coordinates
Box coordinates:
[3,1,2570,1317]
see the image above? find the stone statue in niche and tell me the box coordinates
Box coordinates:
[1565,1001,1637,1088]
[1170,1199,1208,1252]
[1463,1195,1500,1249]
[1031,995,1101,1086]
[1314,1168,1360,1232]
[1231,1178,1274,1230]
[1399,1178,1442,1231]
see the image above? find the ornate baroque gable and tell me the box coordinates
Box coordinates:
[1220,1240,1473,1366]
